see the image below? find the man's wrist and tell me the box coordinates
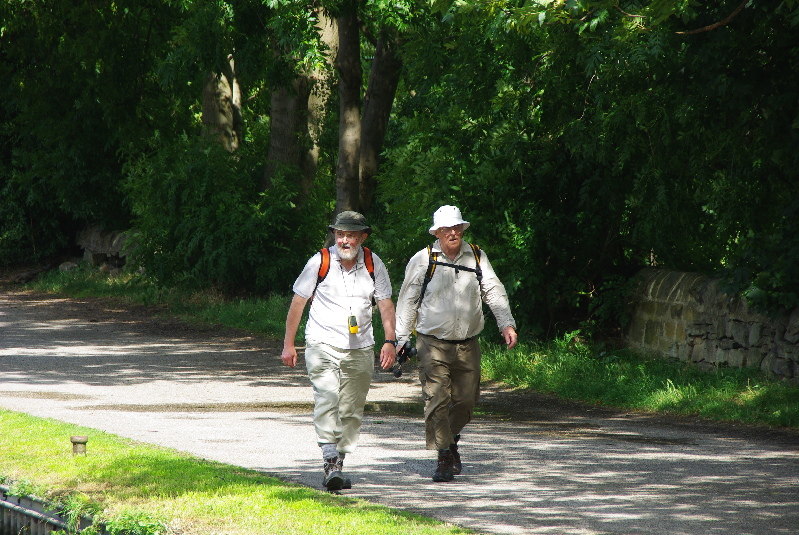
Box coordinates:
[384,339,398,347]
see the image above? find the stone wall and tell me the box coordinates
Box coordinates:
[76,226,130,268]
[624,268,799,380]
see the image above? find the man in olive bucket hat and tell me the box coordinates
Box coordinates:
[282,211,397,491]
[395,205,517,482]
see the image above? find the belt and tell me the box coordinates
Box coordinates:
[419,332,475,344]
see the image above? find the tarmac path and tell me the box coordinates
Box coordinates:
[1,290,798,535]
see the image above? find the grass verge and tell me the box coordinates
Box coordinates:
[0,410,469,535]
[481,331,799,428]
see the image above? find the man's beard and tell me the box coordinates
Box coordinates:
[337,243,359,261]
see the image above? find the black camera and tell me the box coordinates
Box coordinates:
[391,340,417,378]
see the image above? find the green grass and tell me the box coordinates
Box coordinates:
[480,330,799,428]
[0,411,469,535]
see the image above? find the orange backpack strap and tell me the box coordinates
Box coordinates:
[317,247,331,286]
[363,246,376,306]
[310,248,330,303]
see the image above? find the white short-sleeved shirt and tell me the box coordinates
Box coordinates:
[293,246,392,350]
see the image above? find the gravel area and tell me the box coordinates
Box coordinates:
[1,289,799,535]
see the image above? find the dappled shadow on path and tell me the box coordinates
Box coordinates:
[274,413,799,535]
[0,291,308,390]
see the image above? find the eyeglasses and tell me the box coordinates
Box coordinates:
[438,225,464,235]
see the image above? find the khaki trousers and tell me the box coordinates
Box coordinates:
[417,333,481,450]
[305,341,374,454]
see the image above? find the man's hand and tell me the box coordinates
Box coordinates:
[281,345,298,368]
[502,326,518,350]
[378,343,397,370]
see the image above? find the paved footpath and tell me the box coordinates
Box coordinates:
[1,291,798,535]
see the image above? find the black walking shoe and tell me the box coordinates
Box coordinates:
[450,435,462,475]
[432,449,455,482]
[323,457,345,491]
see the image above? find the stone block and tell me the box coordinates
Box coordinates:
[664,321,676,339]
[686,322,709,337]
[59,261,78,272]
[640,301,658,316]
[625,317,647,345]
[644,320,662,346]
[760,352,775,375]
[675,323,687,342]
[785,308,799,344]
[715,318,728,339]
[676,342,691,362]
[769,357,796,379]
[689,337,707,362]
[726,348,746,368]
[741,347,762,368]
[655,272,680,301]
[748,323,763,347]
[729,320,749,347]
[84,250,106,267]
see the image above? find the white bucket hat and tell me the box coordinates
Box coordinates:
[428,205,470,235]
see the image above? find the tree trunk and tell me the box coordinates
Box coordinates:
[299,8,338,204]
[261,77,309,191]
[201,55,242,152]
[359,35,402,213]
[334,8,362,214]
[263,9,337,203]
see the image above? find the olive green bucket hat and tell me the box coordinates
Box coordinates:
[328,211,372,234]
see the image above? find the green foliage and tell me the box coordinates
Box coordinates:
[124,134,321,294]
[376,0,799,337]
[3,0,798,334]
[105,511,168,535]
[0,0,191,262]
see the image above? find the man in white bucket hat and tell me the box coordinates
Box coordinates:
[395,205,517,482]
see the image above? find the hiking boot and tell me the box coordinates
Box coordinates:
[323,457,345,491]
[338,457,352,489]
[432,449,455,482]
[450,435,462,475]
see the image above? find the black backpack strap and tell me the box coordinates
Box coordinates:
[417,245,437,306]
[418,243,483,305]
[469,243,483,284]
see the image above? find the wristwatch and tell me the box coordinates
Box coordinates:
[384,340,398,347]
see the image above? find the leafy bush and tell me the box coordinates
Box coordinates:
[124,134,323,294]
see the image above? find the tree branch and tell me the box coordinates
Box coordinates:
[615,5,645,18]
[676,0,748,36]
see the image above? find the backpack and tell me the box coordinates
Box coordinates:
[313,246,376,306]
[417,242,482,306]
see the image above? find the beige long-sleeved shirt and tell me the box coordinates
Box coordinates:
[395,240,516,343]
